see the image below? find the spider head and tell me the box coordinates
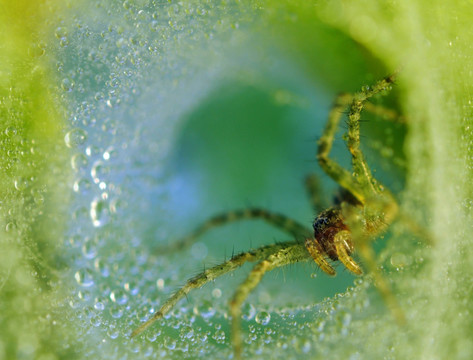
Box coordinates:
[312,207,354,261]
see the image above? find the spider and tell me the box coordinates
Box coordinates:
[131,73,405,358]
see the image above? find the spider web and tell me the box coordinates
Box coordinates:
[2,1,473,359]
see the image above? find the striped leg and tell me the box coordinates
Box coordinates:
[131,241,309,338]
[156,208,312,253]
[346,73,397,197]
[316,93,366,204]
[229,243,310,359]
[317,73,399,204]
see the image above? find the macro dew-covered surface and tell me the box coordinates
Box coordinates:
[1,0,473,359]
[0,1,79,359]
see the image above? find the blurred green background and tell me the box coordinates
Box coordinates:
[1,0,472,359]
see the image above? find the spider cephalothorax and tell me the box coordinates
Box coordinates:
[312,207,351,261]
[131,73,404,359]
[305,205,363,277]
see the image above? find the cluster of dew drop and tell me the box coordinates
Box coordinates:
[53,1,269,358]
[47,1,429,359]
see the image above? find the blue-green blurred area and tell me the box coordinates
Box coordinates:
[169,81,347,305]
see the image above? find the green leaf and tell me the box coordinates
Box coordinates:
[0,1,79,358]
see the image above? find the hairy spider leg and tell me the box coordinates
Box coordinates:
[317,93,367,204]
[229,243,311,359]
[316,74,404,324]
[343,73,405,323]
[346,73,398,196]
[131,241,310,338]
[317,74,400,204]
[313,93,367,274]
[156,208,312,253]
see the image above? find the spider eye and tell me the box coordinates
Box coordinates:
[312,215,329,232]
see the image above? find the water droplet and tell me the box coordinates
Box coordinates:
[212,329,226,343]
[110,289,128,305]
[109,197,125,214]
[146,330,159,342]
[164,337,177,350]
[85,145,99,157]
[55,27,68,38]
[116,38,126,48]
[94,258,110,277]
[14,177,29,191]
[73,178,92,194]
[64,128,87,148]
[211,288,222,298]
[124,281,139,295]
[242,303,256,321]
[103,146,116,160]
[390,252,411,269]
[71,153,88,171]
[108,325,120,339]
[59,37,69,47]
[78,289,92,301]
[5,222,15,232]
[75,268,94,287]
[180,325,194,340]
[31,188,45,204]
[90,315,101,327]
[255,311,271,325]
[301,339,311,353]
[28,43,46,57]
[5,126,17,137]
[82,237,98,259]
[109,304,124,319]
[90,198,110,227]
[61,78,74,92]
[194,300,216,319]
[91,160,109,184]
